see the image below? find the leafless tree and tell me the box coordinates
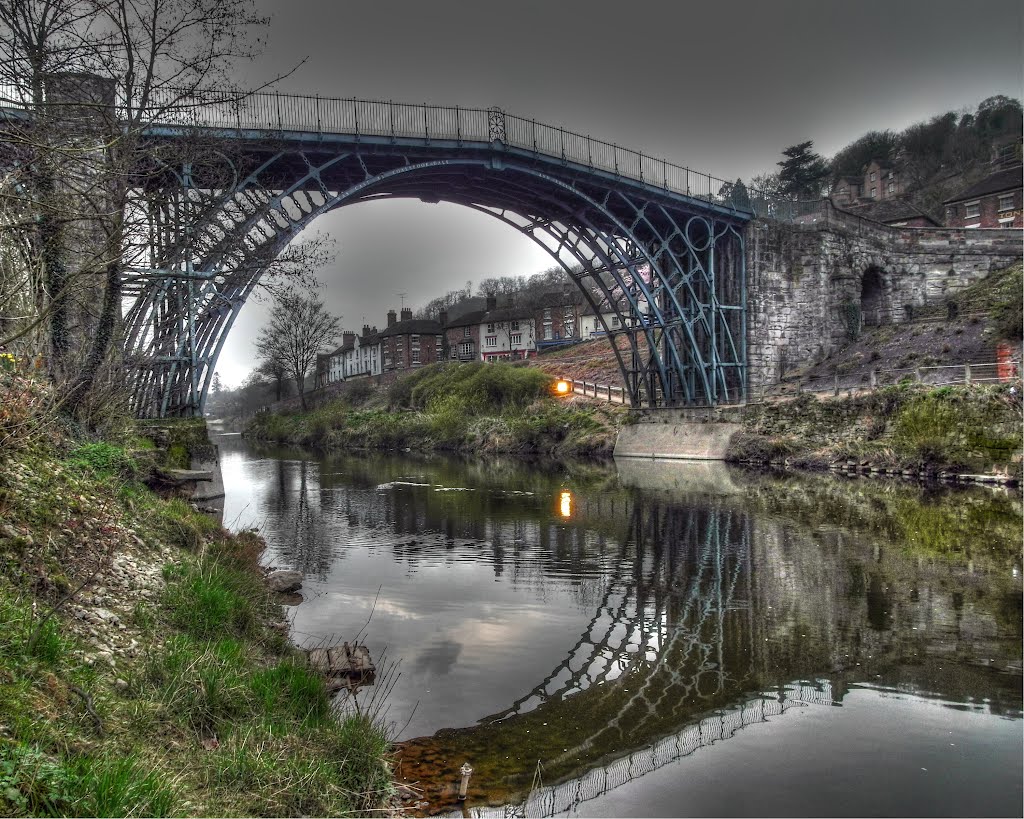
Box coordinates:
[0,0,314,420]
[254,287,341,411]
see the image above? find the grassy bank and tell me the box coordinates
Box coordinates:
[0,374,393,816]
[248,362,626,458]
[730,382,1023,478]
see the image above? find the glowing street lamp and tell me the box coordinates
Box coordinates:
[559,490,573,519]
[554,378,571,395]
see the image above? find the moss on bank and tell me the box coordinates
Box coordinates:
[0,376,393,817]
[248,362,626,458]
[729,382,1023,477]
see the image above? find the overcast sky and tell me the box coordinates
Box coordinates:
[216,0,1023,387]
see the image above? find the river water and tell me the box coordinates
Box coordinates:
[215,433,1022,817]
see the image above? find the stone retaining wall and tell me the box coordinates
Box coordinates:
[745,218,1021,394]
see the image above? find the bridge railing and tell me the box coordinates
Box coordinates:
[140,87,755,210]
[5,81,829,222]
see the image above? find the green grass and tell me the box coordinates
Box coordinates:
[66,442,137,478]
[0,745,176,818]
[734,383,1022,474]
[0,408,397,817]
[247,362,623,458]
[162,560,268,640]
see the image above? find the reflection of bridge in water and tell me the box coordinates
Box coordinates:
[237,447,1021,816]
[396,498,777,814]
[459,680,837,819]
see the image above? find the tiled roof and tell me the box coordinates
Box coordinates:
[443,310,487,329]
[481,306,534,322]
[943,166,1022,204]
[378,318,443,338]
[839,198,940,226]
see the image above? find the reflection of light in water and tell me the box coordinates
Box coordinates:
[560,490,573,518]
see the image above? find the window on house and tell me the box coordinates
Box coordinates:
[487,323,495,333]
[998,193,1015,212]
[870,187,877,198]
[450,347,457,359]
[998,217,1015,227]
[511,333,522,345]
[511,320,519,331]
[411,334,420,349]
[543,322,553,340]
[870,171,876,181]
[459,341,473,357]
[412,350,420,364]
[887,182,894,193]
[543,308,552,319]
[463,327,471,338]
[611,316,620,328]
[485,335,497,347]
[965,201,981,219]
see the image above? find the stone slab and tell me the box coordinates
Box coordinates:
[614,421,742,461]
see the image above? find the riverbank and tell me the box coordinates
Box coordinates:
[728,382,1023,482]
[246,362,626,458]
[0,375,393,816]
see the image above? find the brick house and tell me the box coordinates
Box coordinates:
[379,308,443,372]
[534,289,584,350]
[444,308,486,362]
[830,176,863,206]
[830,160,904,205]
[863,160,903,200]
[943,166,1023,228]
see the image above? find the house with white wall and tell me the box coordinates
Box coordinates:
[477,301,537,362]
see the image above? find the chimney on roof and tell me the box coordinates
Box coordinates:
[438,310,448,326]
[400,307,412,322]
[485,292,496,312]
[343,330,355,346]
[387,309,397,327]
[362,324,371,337]
[372,325,378,334]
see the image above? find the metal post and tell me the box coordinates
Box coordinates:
[964,363,971,385]
[915,366,922,383]
[833,373,839,396]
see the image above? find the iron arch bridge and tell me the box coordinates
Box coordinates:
[126,91,753,416]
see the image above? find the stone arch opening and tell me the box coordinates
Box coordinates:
[860,266,887,327]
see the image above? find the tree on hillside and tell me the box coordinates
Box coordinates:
[777,141,829,198]
[718,179,752,211]
[254,289,341,410]
[830,130,900,181]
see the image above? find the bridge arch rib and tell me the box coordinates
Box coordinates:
[125,135,749,416]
